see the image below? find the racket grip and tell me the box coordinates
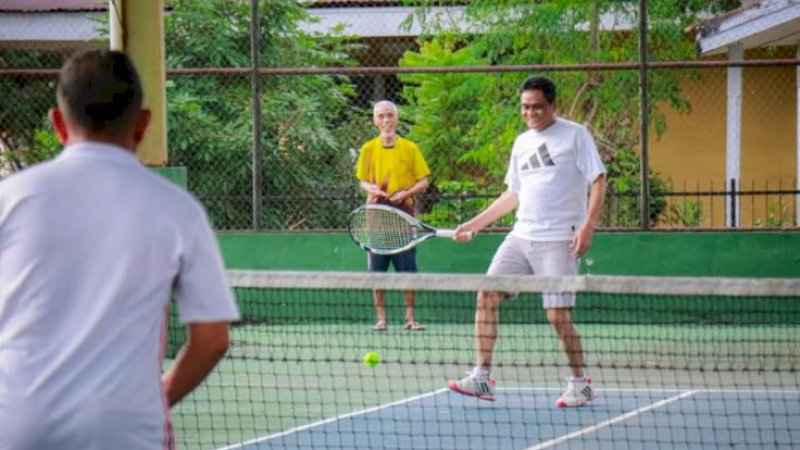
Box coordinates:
[437,229,473,239]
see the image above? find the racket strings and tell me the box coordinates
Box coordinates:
[350,208,418,252]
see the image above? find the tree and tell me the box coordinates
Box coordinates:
[399,0,740,226]
[164,0,368,230]
[1,0,371,229]
[0,51,62,174]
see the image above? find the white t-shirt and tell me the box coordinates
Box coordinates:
[505,118,606,240]
[0,142,240,450]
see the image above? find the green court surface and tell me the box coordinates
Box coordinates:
[169,321,799,450]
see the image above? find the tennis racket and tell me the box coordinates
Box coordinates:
[348,204,471,255]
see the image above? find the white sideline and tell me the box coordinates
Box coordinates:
[211,386,799,450]
[213,388,449,450]
[523,390,699,450]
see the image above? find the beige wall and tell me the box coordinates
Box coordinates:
[649,49,797,227]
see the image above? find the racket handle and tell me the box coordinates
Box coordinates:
[436,229,473,239]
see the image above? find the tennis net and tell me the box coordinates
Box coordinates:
[168,270,800,450]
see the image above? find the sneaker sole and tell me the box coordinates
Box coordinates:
[447,381,496,401]
[555,398,590,408]
[555,377,594,408]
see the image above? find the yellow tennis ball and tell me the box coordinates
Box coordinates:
[363,352,380,368]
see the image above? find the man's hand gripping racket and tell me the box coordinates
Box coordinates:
[348,204,473,255]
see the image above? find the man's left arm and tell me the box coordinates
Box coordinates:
[163,322,230,406]
[165,215,240,406]
[571,174,606,258]
[389,177,429,204]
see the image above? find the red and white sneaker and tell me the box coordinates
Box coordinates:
[555,376,595,408]
[447,368,496,401]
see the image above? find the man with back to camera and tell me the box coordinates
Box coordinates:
[448,76,607,407]
[0,49,240,449]
[355,100,431,332]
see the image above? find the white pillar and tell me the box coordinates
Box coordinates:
[109,0,124,51]
[726,43,743,227]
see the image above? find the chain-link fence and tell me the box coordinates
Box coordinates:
[2,0,798,231]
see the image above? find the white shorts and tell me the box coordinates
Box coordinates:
[487,235,578,309]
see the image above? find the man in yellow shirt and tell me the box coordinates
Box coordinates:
[355,100,431,332]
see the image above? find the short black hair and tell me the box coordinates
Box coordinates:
[56,49,143,135]
[520,76,557,104]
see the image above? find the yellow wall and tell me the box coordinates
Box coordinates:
[649,49,797,227]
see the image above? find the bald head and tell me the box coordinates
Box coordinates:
[56,49,143,136]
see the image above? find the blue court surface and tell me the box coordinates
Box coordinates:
[215,387,800,450]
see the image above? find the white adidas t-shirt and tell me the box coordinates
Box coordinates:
[505,118,606,240]
[0,142,240,449]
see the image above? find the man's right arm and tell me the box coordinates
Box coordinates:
[455,190,519,240]
[355,144,388,201]
[162,321,230,407]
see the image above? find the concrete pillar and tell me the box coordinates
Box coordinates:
[725,43,743,227]
[108,0,167,166]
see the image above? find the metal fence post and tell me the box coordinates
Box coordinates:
[729,177,737,228]
[638,0,651,230]
[250,0,263,231]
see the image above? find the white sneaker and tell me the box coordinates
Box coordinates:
[447,368,496,401]
[555,377,595,408]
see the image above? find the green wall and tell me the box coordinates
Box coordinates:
[151,166,188,187]
[158,167,798,277]
[218,231,800,277]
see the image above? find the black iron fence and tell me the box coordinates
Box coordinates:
[193,179,799,231]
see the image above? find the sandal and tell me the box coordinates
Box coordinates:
[404,320,426,331]
[372,320,387,332]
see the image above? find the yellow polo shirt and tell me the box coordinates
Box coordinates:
[355,136,431,202]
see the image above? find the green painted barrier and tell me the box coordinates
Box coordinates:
[215,230,800,327]
[218,231,800,277]
[151,166,188,188]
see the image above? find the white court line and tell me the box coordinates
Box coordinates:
[213,388,449,450]
[523,390,699,450]
[214,386,798,450]
[500,387,800,394]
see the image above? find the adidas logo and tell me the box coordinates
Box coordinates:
[521,143,555,172]
[580,385,594,399]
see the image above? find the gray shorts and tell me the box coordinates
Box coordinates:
[487,235,578,309]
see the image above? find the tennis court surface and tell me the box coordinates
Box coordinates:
[167,271,800,449]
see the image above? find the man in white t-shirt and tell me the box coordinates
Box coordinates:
[0,50,240,449]
[447,76,606,407]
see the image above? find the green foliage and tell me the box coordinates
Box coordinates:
[0,126,61,175]
[418,180,513,228]
[753,201,794,228]
[399,40,492,181]
[604,148,668,227]
[164,0,364,229]
[0,51,60,170]
[0,17,108,174]
[398,0,732,226]
[665,200,703,227]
